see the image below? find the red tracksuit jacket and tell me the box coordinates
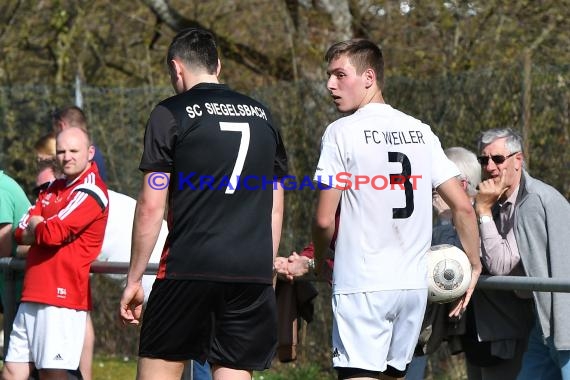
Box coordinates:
[15,163,108,310]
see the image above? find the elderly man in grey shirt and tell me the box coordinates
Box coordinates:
[472,128,570,380]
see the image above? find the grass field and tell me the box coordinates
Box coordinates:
[93,356,137,379]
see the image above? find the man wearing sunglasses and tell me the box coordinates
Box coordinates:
[473,128,570,380]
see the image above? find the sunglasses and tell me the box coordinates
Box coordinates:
[477,152,518,166]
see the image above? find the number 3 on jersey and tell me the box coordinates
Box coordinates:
[219,122,250,194]
[389,151,414,219]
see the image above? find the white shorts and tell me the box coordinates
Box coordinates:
[331,289,427,372]
[5,303,87,370]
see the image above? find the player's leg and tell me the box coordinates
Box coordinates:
[1,362,34,380]
[78,312,94,380]
[137,279,213,380]
[137,358,185,380]
[6,304,87,380]
[211,365,251,380]
[332,292,400,380]
[384,289,427,380]
[209,283,277,380]
[32,306,86,376]
[3,303,37,380]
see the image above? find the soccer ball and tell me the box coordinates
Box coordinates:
[427,244,472,304]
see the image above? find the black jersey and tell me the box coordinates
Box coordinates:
[140,83,288,284]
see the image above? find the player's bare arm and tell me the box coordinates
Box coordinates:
[312,187,341,276]
[120,171,169,325]
[271,186,284,288]
[437,177,482,317]
[271,186,284,260]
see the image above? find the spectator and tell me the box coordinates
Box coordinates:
[98,190,167,302]
[33,124,99,380]
[3,126,108,380]
[463,129,535,380]
[32,158,61,197]
[51,105,108,181]
[33,134,56,163]
[431,147,481,247]
[119,27,287,380]
[312,38,481,380]
[474,128,570,380]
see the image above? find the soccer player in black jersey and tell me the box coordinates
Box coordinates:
[119,28,288,380]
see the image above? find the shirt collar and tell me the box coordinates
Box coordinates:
[501,184,520,207]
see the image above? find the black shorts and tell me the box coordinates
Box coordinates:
[139,279,277,371]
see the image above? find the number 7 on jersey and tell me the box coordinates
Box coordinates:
[219,122,250,194]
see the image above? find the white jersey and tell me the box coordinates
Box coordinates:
[99,190,168,303]
[314,103,459,294]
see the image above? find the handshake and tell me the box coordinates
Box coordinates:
[274,249,334,283]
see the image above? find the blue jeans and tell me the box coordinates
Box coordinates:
[517,322,570,380]
[405,354,428,380]
[182,360,211,380]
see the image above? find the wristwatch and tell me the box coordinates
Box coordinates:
[307,258,316,272]
[478,215,492,224]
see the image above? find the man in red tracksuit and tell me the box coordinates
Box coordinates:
[3,126,108,380]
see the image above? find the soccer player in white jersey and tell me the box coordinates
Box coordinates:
[312,39,482,380]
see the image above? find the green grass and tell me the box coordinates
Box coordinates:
[93,356,137,379]
[253,363,335,380]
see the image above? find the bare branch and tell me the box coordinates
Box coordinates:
[141,0,294,80]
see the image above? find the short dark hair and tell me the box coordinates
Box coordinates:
[36,157,61,176]
[167,28,219,75]
[52,105,87,130]
[325,38,384,89]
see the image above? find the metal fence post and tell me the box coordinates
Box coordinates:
[181,359,194,380]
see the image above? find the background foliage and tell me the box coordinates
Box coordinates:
[0,1,568,378]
